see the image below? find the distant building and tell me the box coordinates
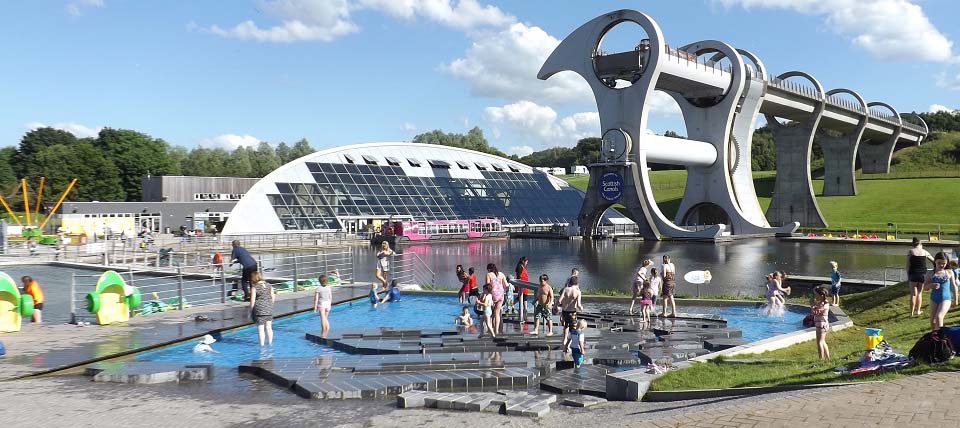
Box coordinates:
[533,167,567,176]
[571,165,588,175]
[142,176,259,202]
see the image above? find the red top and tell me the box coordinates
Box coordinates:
[516,267,529,295]
[468,274,477,290]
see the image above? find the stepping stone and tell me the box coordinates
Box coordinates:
[561,394,608,408]
[539,366,610,396]
[86,362,212,384]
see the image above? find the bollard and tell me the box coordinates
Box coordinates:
[177,267,184,311]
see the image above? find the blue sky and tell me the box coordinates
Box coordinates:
[1,0,958,156]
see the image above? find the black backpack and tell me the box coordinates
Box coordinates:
[909,331,955,364]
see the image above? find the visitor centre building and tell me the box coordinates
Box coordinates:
[221,142,628,235]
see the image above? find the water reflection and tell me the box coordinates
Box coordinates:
[350,238,957,298]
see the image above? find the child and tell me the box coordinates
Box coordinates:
[21,276,44,323]
[368,282,379,308]
[476,283,495,339]
[380,280,401,304]
[192,334,220,353]
[829,261,842,306]
[564,319,587,368]
[455,306,474,326]
[812,286,831,360]
[640,279,653,323]
[504,280,516,316]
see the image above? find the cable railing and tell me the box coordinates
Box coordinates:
[390,251,436,290]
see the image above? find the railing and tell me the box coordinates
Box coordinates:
[390,251,436,290]
[884,266,905,285]
[256,250,356,288]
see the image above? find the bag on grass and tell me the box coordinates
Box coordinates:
[909,331,955,364]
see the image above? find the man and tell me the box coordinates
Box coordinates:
[230,240,258,301]
[563,268,579,288]
[529,274,555,336]
[557,275,583,352]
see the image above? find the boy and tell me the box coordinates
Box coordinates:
[368,282,380,308]
[564,319,587,368]
[529,274,554,336]
[829,261,842,306]
[455,306,474,326]
[21,276,44,323]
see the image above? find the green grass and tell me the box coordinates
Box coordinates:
[649,283,960,391]
[560,168,960,232]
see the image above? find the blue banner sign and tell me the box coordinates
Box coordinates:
[600,172,623,202]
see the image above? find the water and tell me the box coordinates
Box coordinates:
[135,294,806,367]
[261,237,953,297]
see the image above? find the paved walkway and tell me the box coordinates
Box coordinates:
[0,284,368,379]
[0,370,956,427]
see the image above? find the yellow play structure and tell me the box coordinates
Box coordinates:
[0,177,77,241]
[0,272,34,333]
[86,270,141,325]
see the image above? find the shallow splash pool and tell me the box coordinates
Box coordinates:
[136,295,806,368]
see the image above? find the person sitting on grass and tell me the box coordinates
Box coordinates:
[455,306,474,326]
[811,286,830,360]
[563,319,587,369]
[380,280,401,304]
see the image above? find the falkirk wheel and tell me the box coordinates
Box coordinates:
[538,10,928,240]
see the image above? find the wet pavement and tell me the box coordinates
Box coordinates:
[0,284,369,379]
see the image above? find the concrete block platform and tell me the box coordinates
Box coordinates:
[397,390,558,417]
[85,361,213,384]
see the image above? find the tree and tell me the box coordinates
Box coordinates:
[0,147,18,190]
[31,142,124,201]
[249,142,281,177]
[919,110,960,133]
[412,127,507,157]
[12,128,78,177]
[94,128,176,201]
[289,138,314,161]
[229,147,253,177]
[167,146,188,176]
[182,147,232,177]
[275,142,293,165]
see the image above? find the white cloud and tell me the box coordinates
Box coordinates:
[484,100,599,146]
[25,121,102,138]
[937,72,960,91]
[66,0,104,16]
[209,0,512,43]
[716,0,955,62]
[507,145,534,157]
[400,122,417,131]
[198,134,263,150]
[930,104,956,113]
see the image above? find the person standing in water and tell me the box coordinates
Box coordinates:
[629,260,652,315]
[529,274,554,336]
[249,272,274,347]
[456,265,469,304]
[558,276,583,352]
[486,263,508,335]
[661,255,677,318]
[514,257,530,325]
[313,274,332,339]
[907,238,934,316]
[375,241,394,291]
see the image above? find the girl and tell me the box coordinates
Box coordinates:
[640,279,653,323]
[812,286,830,360]
[455,306,474,326]
[249,271,275,347]
[486,263,508,334]
[829,261,842,306]
[476,283,496,339]
[629,261,651,315]
[375,241,394,290]
[649,267,661,317]
[514,256,529,324]
[456,265,468,304]
[925,252,958,332]
[313,274,332,339]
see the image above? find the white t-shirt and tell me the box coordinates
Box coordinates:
[316,286,333,304]
[635,266,648,283]
[650,277,662,296]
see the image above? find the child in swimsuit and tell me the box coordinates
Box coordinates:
[811,286,830,360]
[565,319,587,368]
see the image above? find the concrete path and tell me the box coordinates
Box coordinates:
[0,284,368,379]
[0,370,955,427]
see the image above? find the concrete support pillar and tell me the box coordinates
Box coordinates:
[819,132,861,196]
[577,164,659,239]
[858,102,903,175]
[766,123,828,227]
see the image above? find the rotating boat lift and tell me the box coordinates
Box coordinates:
[539,10,927,240]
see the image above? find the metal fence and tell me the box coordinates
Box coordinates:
[390,251,437,290]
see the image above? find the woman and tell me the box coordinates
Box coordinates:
[486,263,508,334]
[249,271,275,347]
[456,265,468,304]
[375,241,394,290]
[514,257,529,324]
[476,283,496,339]
[661,255,677,318]
[907,238,934,316]
[924,252,958,332]
[313,274,332,339]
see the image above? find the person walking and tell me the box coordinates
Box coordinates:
[313,274,333,339]
[486,263,508,334]
[476,283,496,339]
[20,276,44,323]
[557,276,583,352]
[375,241,394,291]
[907,238,934,316]
[249,272,274,347]
[925,252,958,332]
[529,274,554,336]
[661,255,677,318]
[456,265,469,304]
[514,257,530,325]
[230,240,258,302]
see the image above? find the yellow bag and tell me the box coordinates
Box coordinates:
[865,335,884,350]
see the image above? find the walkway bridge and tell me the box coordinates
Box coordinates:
[540,9,928,240]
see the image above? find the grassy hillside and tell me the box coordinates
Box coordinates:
[560,134,960,231]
